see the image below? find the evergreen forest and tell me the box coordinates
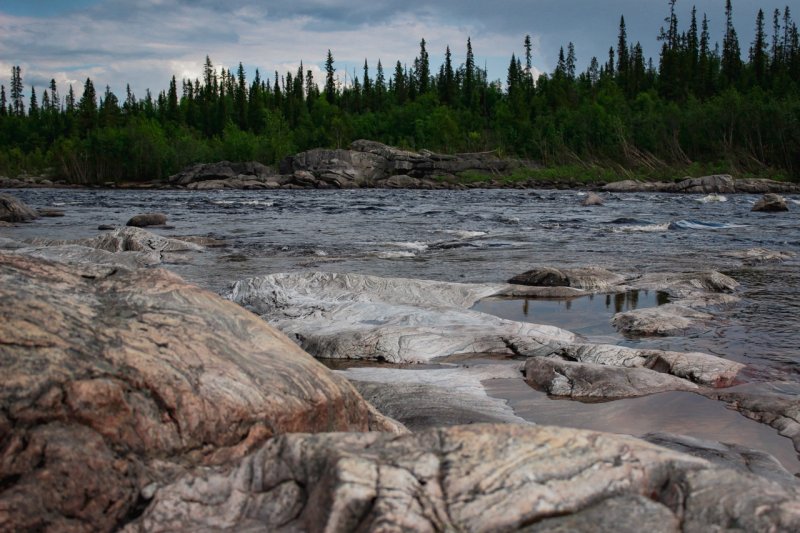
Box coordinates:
[1,0,799,184]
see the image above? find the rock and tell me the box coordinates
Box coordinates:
[581,192,604,206]
[98,224,117,230]
[127,213,168,227]
[672,174,736,194]
[228,271,575,363]
[508,266,627,291]
[703,382,800,457]
[601,179,665,192]
[340,365,527,430]
[0,253,400,532]
[230,271,743,393]
[379,174,423,188]
[510,339,744,387]
[524,357,699,399]
[0,193,38,222]
[611,303,714,336]
[734,178,800,194]
[36,208,65,217]
[752,193,789,212]
[642,432,799,490]
[724,247,796,265]
[168,161,274,187]
[126,424,800,532]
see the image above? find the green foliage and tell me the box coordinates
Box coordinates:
[1,2,799,183]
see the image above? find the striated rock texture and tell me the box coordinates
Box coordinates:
[230,271,743,392]
[17,227,204,269]
[229,271,576,363]
[126,424,800,532]
[0,193,38,222]
[752,193,790,212]
[0,253,400,532]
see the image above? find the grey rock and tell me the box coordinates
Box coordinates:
[0,193,38,222]
[36,208,65,217]
[724,247,796,265]
[672,174,736,193]
[508,266,627,291]
[126,424,800,532]
[168,161,274,187]
[643,432,799,490]
[752,193,789,212]
[581,192,604,206]
[612,303,714,336]
[126,213,168,227]
[524,357,699,399]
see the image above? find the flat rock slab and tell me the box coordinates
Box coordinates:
[524,357,699,399]
[229,271,576,363]
[341,364,527,429]
[126,424,800,532]
[0,253,399,532]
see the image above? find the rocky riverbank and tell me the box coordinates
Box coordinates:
[2,212,800,531]
[3,140,800,192]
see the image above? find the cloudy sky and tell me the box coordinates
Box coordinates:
[0,0,791,101]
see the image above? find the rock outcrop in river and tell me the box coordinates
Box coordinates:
[0,193,38,223]
[0,253,400,532]
[228,271,744,394]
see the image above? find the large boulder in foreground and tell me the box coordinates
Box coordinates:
[127,424,800,532]
[0,253,400,532]
[0,193,38,222]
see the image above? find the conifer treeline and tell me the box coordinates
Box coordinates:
[1,1,798,183]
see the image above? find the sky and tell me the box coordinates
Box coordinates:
[1,0,796,102]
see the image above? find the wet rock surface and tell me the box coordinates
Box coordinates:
[752,193,790,212]
[126,424,800,532]
[601,175,800,193]
[524,357,699,399]
[0,253,398,532]
[0,193,38,222]
[126,212,168,227]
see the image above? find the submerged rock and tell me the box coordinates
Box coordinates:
[724,247,796,265]
[611,303,714,337]
[126,424,800,532]
[0,193,38,222]
[0,253,399,532]
[752,193,789,212]
[127,212,168,227]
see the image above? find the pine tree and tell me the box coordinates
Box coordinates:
[362,59,372,105]
[566,42,577,79]
[236,62,248,129]
[29,86,38,118]
[617,16,629,80]
[721,0,742,85]
[0,85,6,116]
[48,79,59,111]
[375,60,386,109]
[556,47,567,78]
[66,85,76,113]
[77,77,97,134]
[167,75,179,122]
[10,66,24,116]
[325,49,336,103]
[393,60,407,104]
[415,38,430,95]
[464,37,475,108]
[441,46,455,105]
[750,9,768,86]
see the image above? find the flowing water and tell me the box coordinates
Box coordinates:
[4,187,800,467]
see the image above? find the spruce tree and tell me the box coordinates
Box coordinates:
[0,85,6,116]
[750,9,768,86]
[29,86,38,118]
[48,79,59,111]
[10,66,24,116]
[464,37,475,108]
[721,0,742,85]
[415,38,430,95]
[77,77,97,134]
[325,49,336,103]
[566,42,577,79]
[617,16,629,80]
